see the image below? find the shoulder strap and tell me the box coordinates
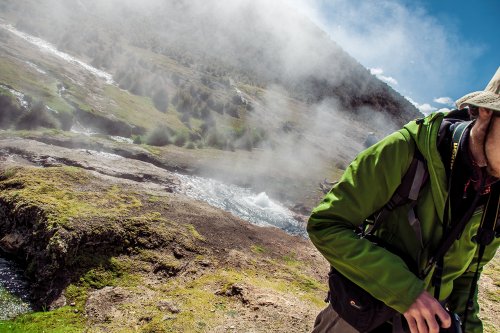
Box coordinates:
[421,121,473,278]
[450,121,470,172]
[462,183,499,332]
[364,146,428,235]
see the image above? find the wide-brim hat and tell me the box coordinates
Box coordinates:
[456,66,500,113]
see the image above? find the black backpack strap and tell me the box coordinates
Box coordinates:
[364,147,428,236]
[462,183,499,332]
[420,121,473,278]
[429,121,472,298]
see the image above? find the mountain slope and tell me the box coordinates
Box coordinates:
[0,0,419,137]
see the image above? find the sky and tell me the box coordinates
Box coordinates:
[293,0,499,115]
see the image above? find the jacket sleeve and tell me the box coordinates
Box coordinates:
[307,130,425,314]
[446,240,500,333]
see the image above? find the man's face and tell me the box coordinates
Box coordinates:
[485,114,500,178]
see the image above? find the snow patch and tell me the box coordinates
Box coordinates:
[1,23,115,85]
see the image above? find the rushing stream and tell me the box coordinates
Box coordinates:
[0,257,31,320]
[176,174,306,236]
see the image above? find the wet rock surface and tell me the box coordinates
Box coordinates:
[0,138,180,192]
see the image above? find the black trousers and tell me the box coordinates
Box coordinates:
[311,305,397,333]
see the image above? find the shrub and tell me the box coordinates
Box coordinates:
[189,132,202,142]
[145,126,172,146]
[152,89,169,113]
[225,141,235,152]
[212,101,224,114]
[57,111,74,131]
[15,101,60,130]
[200,105,210,120]
[205,128,225,149]
[226,105,239,118]
[237,134,253,151]
[175,90,195,114]
[173,132,188,147]
[0,91,21,128]
[199,88,211,101]
[132,135,143,144]
[181,112,191,126]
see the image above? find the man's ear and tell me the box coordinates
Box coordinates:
[469,107,493,167]
[477,107,493,121]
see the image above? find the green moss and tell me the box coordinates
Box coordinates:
[0,306,85,333]
[0,167,19,181]
[0,166,142,227]
[485,289,500,303]
[156,267,325,332]
[80,266,119,289]
[140,317,170,333]
[138,250,181,276]
[147,196,162,203]
[141,145,162,156]
[64,285,88,309]
[78,256,142,290]
[282,252,298,265]
[186,224,205,242]
[250,244,267,254]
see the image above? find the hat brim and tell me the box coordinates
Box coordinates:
[456,91,500,113]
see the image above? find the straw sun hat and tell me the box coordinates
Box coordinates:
[456,66,500,113]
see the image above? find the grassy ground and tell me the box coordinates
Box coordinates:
[480,252,500,333]
[0,165,327,332]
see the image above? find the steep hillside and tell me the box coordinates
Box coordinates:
[0,0,424,208]
[0,0,419,146]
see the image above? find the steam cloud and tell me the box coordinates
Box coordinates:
[1,0,407,205]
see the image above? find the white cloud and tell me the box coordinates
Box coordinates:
[290,0,483,104]
[437,107,452,113]
[417,104,438,115]
[433,96,455,107]
[405,96,437,116]
[369,67,398,86]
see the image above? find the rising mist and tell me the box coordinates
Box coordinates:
[0,0,419,205]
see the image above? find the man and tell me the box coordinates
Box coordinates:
[308,67,500,333]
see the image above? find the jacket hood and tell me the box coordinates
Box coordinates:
[403,112,448,222]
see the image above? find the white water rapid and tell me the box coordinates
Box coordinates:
[176,174,305,236]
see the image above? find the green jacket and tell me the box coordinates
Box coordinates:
[307,112,499,333]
